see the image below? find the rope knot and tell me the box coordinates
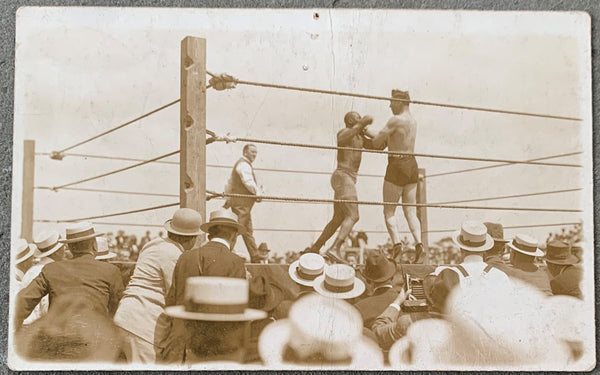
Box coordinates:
[208,73,237,91]
[50,151,64,161]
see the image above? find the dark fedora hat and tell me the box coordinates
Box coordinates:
[249,275,285,313]
[362,251,396,283]
[545,240,579,265]
[483,222,509,244]
[423,269,460,311]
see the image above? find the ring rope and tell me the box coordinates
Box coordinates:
[58,202,180,222]
[207,71,582,122]
[35,186,178,198]
[425,151,583,179]
[33,219,580,234]
[36,152,179,165]
[36,184,581,209]
[52,150,180,190]
[234,136,581,168]
[207,191,582,213]
[432,187,582,205]
[53,99,181,156]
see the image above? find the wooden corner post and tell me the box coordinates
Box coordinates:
[180,37,207,222]
[21,140,35,241]
[417,168,429,256]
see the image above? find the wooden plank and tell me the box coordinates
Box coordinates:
[180,37,207,225]
[21,140,35,241]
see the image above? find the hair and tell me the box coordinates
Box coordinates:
[460,249,485,259]
[67,238,95,254]
[167,232,197,244]
[207,225,237,242]
[186,321,245,358]
[243,143,257,154]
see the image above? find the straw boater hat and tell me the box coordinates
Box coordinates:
[452,221,494,252]
[258,294,383,368]
[313,264,365,299]
[288,253,327,287]
[362,251,396,283]
[508,234,544,257]
[59,222,104,243]
[33,230,64,258]
[165,277,267,321]
[200,209,246,234]
[95,237,117,260]
[163,208,203,236]
[544,240,578,265]
[14,238,36,265]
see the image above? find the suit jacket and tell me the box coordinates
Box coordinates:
[353,286,398,328]
[550,265,583,299]
[162,240,246,363]
[15,253,124,328]
[502,261,553,296]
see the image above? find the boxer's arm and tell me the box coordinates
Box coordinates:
[371,117,406,149]
[337,116,373,145]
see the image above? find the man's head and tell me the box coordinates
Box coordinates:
[452,221,494,260]
[60,222,104,256]
[14,239,36,273]
[163,208,203,250]
[200,209,246,247]
[390,89,410,115]
[344,111,361,128]
[243,144,258,163]
[34,230,66,262]
[483,222,509,260]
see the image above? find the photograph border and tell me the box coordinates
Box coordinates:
[1,0,598,373]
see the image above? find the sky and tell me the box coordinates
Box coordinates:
[11,8,593,260]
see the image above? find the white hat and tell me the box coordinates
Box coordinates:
[165,277,267,322]
[508,234,544,257]
[14,239,36,265]
[59,222,104,243]
[452,221,494,252]
[258,294,383,369]
[200,209,246,234]
[313,264,365,299]
[33,230,64,258]
[288,253,326,287]
[163,208,204,236]
[95,237,116,260]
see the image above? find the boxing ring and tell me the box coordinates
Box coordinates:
[23,36,583,272]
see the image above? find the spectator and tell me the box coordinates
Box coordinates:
[139,230,152,250]
[14,239,36,287]
[544,240,583,299]
[274,253,327,319]
[354,251,398,328]
[502,234,552,295]
[15,222,124,330]
[15,294,122,363]
[258,294,383,368]
[256,242,271,264]
[431,221,510,285]
[371,268,459,350]
[21,231,66,324]
[164,277,267,365]
[312,264,365,301]
[388,279,571,369]
[162,209,247,363]
[483,222,509,266]
[95,237,117,261]
[114,208,203,363]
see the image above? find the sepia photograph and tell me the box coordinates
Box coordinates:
[8,7,595,370]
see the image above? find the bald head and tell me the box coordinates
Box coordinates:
[344,111,361,128]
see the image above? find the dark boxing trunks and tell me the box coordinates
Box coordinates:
[384,155,419,187]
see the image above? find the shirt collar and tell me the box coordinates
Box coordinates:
[163,236,185,253]
[462,254,484,263]
[241,156,252,165]
[210,238,230,250]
